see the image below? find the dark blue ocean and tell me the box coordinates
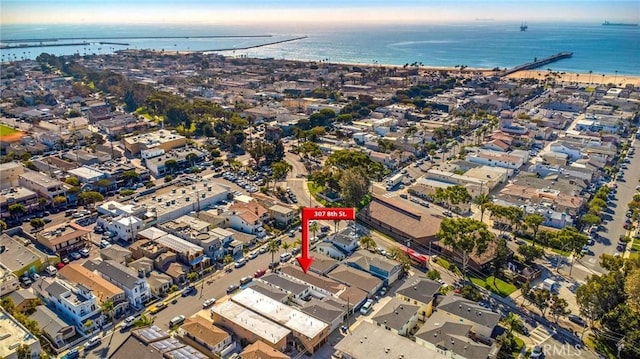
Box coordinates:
[1,22,638,74]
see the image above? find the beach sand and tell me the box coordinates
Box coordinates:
[507,70,640,87]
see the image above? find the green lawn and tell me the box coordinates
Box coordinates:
[307,181,329,206]
[631,240,640,252]
[470,276,518,297]
[0,124,18,136]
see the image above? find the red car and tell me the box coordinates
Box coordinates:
[56,262,65,269]
[254,269,266,278]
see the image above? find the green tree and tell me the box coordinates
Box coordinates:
[491,237,510,285]
[186,272,199,282]
[164,159,178,174]
[338,166,370,208]
[133,314,153,328]
[473,193,492,223]
[100,298,114,321]
[121,170,140,184]
[30,218,46,231]
[16,344,31,359]
[77,191,104,207]
[0,219,7,234]
[223,255,233,266]
[581,213,602,227]
[502,312,522,334]
[1,297,16,313]
[8,203,26,219]
[95,179,111,191]
[53,195,67,207]
[436,218,493,277]
[267,239,281,270]
[524,213,544,246]
[359,235,376,251]
[271,160,293,188]
[517,245,544,264]
[556,226,589,275]
[426,269,441,280]
[530,288,552,317]
[309,221,319,241]
[388,247,411,273]
[84,319,94,334]
[549,294,570,323]
[65,176,80,186]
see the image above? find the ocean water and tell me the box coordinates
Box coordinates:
[1,22,638,75]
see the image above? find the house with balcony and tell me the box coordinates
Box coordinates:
[269,204,297,227]
[159,215,224,261]
[57,262,128,318]
[430,296,501,345]
[83,259,150,309]
[97,215,145,243]
[155,233,209,271]
[33,277,101,333]
[550,141,583,161]
[29,305,76,349]
[415,316,498,359]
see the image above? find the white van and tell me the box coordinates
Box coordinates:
[280,252,292,262]
[169,315,185,327]
[360,299,374,315]
[45,265,57,276]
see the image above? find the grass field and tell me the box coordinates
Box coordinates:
[0,124,18,136]
[470,276,518,297]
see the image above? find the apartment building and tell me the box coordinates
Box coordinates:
[18,170,65,200]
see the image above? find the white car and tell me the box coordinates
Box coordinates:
[122,316,136,329]
[84,336,101,350]
[202,298,216,308]
[248,251,258,260]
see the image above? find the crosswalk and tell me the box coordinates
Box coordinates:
[382,192,398,198]
[529,326,553,345]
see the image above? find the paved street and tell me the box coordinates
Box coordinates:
[580,138,639,273]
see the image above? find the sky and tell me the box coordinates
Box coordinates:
[2,0,639,26]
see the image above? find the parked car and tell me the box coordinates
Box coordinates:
[149,302,167,314]
[70,252,82,260]
[121,316,136,330]
[226,284,239,293]
[182,286,196,297]
[254,269,267,278]
[248,251,258,260]
[202,298,216,308]
[234,258,247,268]
[79,248,90,257]
[84,336,101,350]
[568,314,586,327]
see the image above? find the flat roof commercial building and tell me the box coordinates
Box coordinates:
[123,129,186,155]
[0,308,42,359]
[232,288,330,354]
[211,300,290,352]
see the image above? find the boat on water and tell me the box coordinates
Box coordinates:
[520,22,528,31]
[602,21,638,27]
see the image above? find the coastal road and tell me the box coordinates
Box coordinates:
[580,139,640,273]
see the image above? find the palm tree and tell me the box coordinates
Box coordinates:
[359,235,376,251]
[309,222,319,241]
[267,240,280,271]
[473,193,492,223]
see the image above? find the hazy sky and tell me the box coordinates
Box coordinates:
[2,0,639,26]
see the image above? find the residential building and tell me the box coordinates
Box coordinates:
[415,314,497,359]
[465,150,525,170]
[18,170,65,200]
[0,307,42,359]
[300,298,347,333]
[333,321,445,359]
[0,162,24,189]
[258,273,310,305]
[123,129,186,156]
[83,259,150,309]
[57,263,127,317]
[6,289,39,313]
[240,340,290,359]
[159,215,224,260]
[147,271,172,296]
[550,141,583,161]
[327,228,360,254]
[155,233,209,270]
[34,277,101,331]
[231,288,330,354]
[211,300,290,352]
[370,297,420,336]
[29,305,76,349]
[36,223,90,256]
[395,277,441,320]
[434,296,501,345]
[109,325,208,359]
[269,204,297,227]
[97,215,145,243]
[344,250,402,286]
[327,264,383,297]
[178,316,233,357]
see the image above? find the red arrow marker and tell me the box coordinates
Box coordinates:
[297,207,356,274]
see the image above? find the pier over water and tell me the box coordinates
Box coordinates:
[502,52,573,76]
